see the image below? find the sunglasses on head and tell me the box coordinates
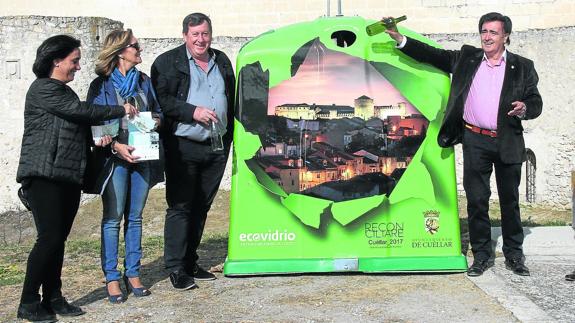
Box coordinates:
[125,42,141,51]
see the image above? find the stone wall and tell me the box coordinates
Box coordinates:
[0,16,247,212]
[135,36,250,196]
[426,28,575,210]
[0,15,573,212]
[3,0,575,38]
[0,16,123,211]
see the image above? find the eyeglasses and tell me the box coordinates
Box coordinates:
[125,42,141,51]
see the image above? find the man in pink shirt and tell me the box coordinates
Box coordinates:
[385,12,542,276]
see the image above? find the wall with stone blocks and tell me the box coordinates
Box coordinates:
[426,28,575,210]
[0,16,123,211]
[0,16,247,212]
[0,15,573,213]
[2,0,575,38]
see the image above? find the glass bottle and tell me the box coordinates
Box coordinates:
[210,120,224,151]
[366,15,407,36]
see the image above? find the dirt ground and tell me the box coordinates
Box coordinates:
[0,189,570,322]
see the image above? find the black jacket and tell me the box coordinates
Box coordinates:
[400,37,543,164]
[150,44,236,148]
[17,78,125,185]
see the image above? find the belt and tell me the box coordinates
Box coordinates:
[195,138,212,146]
[177,136,212,145]
[464,122,497,138]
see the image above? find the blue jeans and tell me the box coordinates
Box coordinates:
[101,160,151,282]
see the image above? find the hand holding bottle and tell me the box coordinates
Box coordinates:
[366,15,406,35]
[366,15,406,44]
[193,106,218,125]
[383,16,406,32]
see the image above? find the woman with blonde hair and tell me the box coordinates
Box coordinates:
[87,29,162,303]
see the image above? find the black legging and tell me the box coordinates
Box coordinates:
[20,177,80,304]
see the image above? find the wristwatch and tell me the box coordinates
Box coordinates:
[111,140,118,155]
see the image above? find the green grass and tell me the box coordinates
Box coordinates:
[0,192,570,287]
[490,218,569,227]
[201,232,229,243]
[0,236,172,287]
[0,263,24,285]
[66,239,101,259]
[142,235,164,255]
[0,244,30,285]
[457,197,572,227]
[0,244,30,263]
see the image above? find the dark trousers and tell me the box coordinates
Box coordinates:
[163,136,228,272]
[20,178,80,304]
[462,129,524,261]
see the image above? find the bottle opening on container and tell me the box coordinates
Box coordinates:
[330,30,356,48]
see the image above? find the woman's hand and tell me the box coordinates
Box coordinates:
[95,135,113,147]
[112,142,140,163]
[152,117,161,131]
[123,103,139,118]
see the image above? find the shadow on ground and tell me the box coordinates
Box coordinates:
[71,236,229,307]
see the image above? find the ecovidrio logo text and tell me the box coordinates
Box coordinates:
[239,230,296,243]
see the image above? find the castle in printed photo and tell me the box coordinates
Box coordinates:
[252,40,429,202]
[274,96,409,121]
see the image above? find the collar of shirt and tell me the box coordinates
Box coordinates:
[186,47,216,64]
[482,49,507,67]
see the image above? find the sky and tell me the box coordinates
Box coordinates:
[267,40,419,116]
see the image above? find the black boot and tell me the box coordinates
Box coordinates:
[17,301,57,322]
[44,297,86,317]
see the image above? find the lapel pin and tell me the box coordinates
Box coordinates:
[511,65,515,69]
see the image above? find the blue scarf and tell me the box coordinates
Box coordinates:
[111,67,140,99]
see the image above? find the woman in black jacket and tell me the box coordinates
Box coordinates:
[16,35,137,322]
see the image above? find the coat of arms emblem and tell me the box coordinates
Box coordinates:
[424,210,440,234]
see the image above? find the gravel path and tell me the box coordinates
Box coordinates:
[1,189,571,322]
[0,269,519,322]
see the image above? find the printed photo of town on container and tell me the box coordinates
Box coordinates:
[252,40,428,202]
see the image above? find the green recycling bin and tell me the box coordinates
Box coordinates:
[224,16,467,275]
